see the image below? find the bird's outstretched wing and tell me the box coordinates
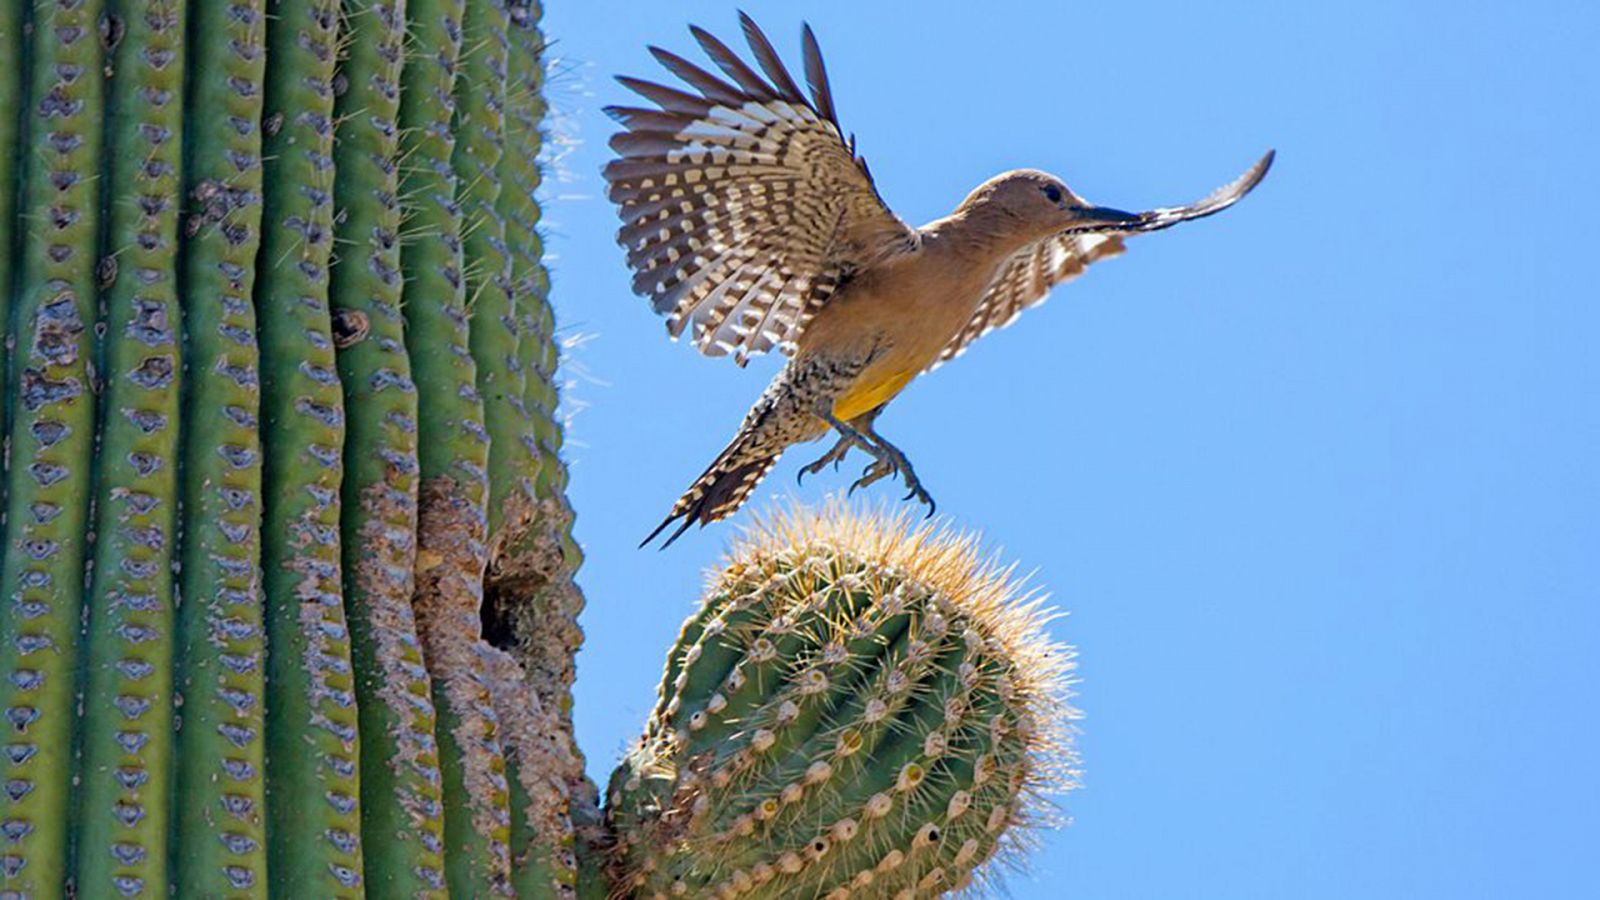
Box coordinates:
[931,150,1275,369]
[606,14,918,364]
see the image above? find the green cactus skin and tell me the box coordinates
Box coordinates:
[0,0,595,895]
[328,0,451,895]
[171,0,271,893]
[74,2,186,896]
[486,0,586,690]
[486,646,582,898]
[499,1,549,499]
[0,3,22,432]
[0,3,105,896]
[456,0,538,553]
[255,0,366,893]
[397,0,517,893]
[607,508,1076,900]
[487,8,590,895]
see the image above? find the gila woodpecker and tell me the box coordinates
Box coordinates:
[607,14,1273,547]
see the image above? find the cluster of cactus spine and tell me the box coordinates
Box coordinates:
[608,507,1076,899]
[0,2,1074,898]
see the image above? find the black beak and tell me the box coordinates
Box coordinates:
[1070,205,1143,225]
[1062,150,1276,236]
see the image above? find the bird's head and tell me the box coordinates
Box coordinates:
[956,169,1144,245]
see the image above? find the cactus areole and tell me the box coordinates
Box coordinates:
[0,2,1076,898]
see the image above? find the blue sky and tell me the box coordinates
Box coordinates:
[537,2,1598,897]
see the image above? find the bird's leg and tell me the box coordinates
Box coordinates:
[798,405,884,485]
[813,404,935,516]
[813,408,880,471]
[851,422,935,516]
[796,434,855,485]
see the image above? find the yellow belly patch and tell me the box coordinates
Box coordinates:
[832,369,916,421]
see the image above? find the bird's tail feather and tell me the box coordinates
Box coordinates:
[643,438,780,548]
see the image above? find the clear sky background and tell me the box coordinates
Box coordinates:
[536,2,1597,897]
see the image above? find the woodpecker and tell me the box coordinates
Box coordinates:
[608,15,1272,547]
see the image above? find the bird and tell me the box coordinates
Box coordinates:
[607,14,1273,547]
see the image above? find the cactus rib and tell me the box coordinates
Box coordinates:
[472,6,590,893]
[455,0,537,554]
[398,0,515,892]
[327,0,450,894]
[485,646,582,898]
[0,2,24,438]
[255,0,365,893]
[170,0,271,892]
[74,2,187,896]
[0,3,105,895]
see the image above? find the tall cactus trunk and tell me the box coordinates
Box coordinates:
[0,3,1074,898]
[0,1,591,896]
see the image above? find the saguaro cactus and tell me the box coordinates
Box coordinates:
[0,2,1076,898]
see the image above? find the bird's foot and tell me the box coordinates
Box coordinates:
[849,456,898,493]
[797,434,859,485]
[848,442,936,517]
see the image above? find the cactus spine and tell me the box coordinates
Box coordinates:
[0,4,1078,898]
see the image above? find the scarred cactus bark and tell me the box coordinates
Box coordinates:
[606,507,1078,899]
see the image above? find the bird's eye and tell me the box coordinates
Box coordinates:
[1043,185,1063,204]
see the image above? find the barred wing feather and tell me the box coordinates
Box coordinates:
[931,233,1127,370]
[605,14,916,363]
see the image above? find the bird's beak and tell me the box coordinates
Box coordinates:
[1063,150,1276,236]
[1069,205,1143,226]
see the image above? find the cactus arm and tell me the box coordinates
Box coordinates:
[170,0,271,893]
[572,820,613,900]
[644,600,717,733]
[398,0,516,893]
[815,670,1029,897]
[254,0,366,893]
[608,513,1076,898]
[73,2,186,895]
[327,0,453,895]
[0,3,105,895]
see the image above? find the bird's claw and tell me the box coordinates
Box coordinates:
[807,411,935,514]
[876,449,934,516]
[904,481,936,517]
[850,457,896,494]
[796,456,830,487]
[797,436,860,486]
